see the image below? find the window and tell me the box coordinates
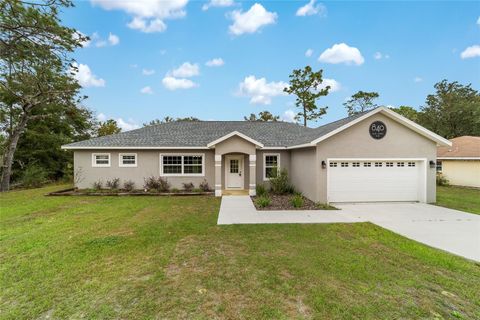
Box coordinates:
[329,162,337,167]
[352,162,360,167]
[386,162,393,167]
[119,153,137,167]
[436,161,442,172]
[341,162,349,167]
[230,159,239,173]
[92,153,110,167]
[397,162,405,167]
[161,154,204,176]
[363,162,371,167]
[264,154,279,180]
[408,162,416,167]
[375,162,383,167]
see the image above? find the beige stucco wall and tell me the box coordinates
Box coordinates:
[74,149,215,190]
[289,147,318,201]
[214,136,256,155]
[315,113,438,203]
[255,150,291,186]
[441,160,480,188]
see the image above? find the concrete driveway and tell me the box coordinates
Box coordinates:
[337,203,480,262]
[218,196,480,261]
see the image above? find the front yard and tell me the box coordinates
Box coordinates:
[436,185,480,215]
[1,185,479,319]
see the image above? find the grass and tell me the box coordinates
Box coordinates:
[436,185,480,215]
[1,185,479,319]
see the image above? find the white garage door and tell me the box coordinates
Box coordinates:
[328,160,423,203]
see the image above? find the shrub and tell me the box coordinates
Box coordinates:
[106,178,120,190]
[436,173,449,186]
[182,182,194,192]
[199,179,211,192]
[143,176,170,192]
[269,168,294,194]
[256,183,268,197]
[255,195,271,208]
[123,180,135,192]
[290,193,304,208]
[92,180,103,191]
[21,165,47,188]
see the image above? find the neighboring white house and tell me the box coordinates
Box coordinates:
[437,136,480,188]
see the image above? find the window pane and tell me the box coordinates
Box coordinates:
[184,156,202,165]
[122,155,136,164]
[163,156,182,165]
[184,165,202,174]
[230,159,239,173]
[163,165,182,174]
[265,167,277,178]
[95,155,109,164]
[265,156,278,167]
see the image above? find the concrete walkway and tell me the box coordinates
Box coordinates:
[217,196,480,261]
[217,196,361,225]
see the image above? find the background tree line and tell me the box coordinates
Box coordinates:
[1,1,478,190]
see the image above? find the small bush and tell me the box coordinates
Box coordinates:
[182,182,194,192]
[256,183,268,197]
[92,180,103,190]
[290,193,304,208]
[171,188,180,193]
[436,173,449,186]
[143,176,170,192]
[199,179,211,192]
[255,195,271,208]
[269,168,294,194]
[21,165,47,188]
[123,180,135,192]
[106,178,120,190]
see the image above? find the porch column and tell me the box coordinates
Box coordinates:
[249,154,256,196]
[215,154,222,197]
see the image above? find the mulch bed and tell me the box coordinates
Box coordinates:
[47,188,214,197]
[251,194,319,210]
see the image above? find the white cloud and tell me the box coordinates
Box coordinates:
[238,75,288,105]
[282,110,297,123]
[460,45,480,59]
[74,31,90,48]
[477,16,480,25]
[91,0,188,33]
[108,33,120,45]
[170,62,199,77]
[305,49,313,57]
[72,63,105,87]
[96,113,139,131]
[205,58,225,67]
[318,43,364,65]
[162,76,198,90]
[414,77,423,83]
[228,3,277,35]
[142,68,156,76]
[374,52,382,60]
[296,0,326,17]
[140,86,154,94]
[321,78,341,92]
[202,0,235,11]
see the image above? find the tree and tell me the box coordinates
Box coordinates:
[143,116,200,127]
[343,91,379,116]
[0,0,87,191]
[418,80,480,138]
[390,106,420,122]
[284,66,330,127]
[244,111,280,122]
[97,119,121,137]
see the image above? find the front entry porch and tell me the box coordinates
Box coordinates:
[214,153,256,197]
[222,189,249,196]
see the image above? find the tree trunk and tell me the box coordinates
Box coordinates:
[0,112,29,192]
[303,106,307,127]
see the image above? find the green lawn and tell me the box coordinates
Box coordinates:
[1,186,479,319]
[437,185,480,215]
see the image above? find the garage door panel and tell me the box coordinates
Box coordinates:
[328,160,422,202]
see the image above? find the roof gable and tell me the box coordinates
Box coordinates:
[207,131,264,148]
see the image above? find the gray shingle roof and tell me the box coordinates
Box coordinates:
[63,111,372,149]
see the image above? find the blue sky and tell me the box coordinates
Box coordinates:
[62,0,480,130]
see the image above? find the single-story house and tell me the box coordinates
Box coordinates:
[62,107,451,203]
[437,136,480,188]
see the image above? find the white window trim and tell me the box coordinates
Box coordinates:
[119,153,137,167]
[159,153,205,177]
[263,153,280,181]
[92,153,111,167]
